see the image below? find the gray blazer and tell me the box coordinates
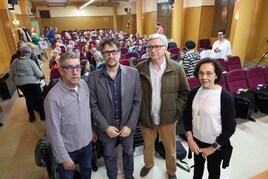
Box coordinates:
[88,65,142,142]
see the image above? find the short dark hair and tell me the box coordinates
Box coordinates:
[59,52,79,66]
[185,40,196,49]
[193,58,223,84]
[217,29,226,35]
[99,38,120,52]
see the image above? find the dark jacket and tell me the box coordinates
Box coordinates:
[183,86,236,146]
[136,55,190,128]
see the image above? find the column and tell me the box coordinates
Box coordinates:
[18,0,31,31]
[136,0,143,36]
[231,0,256,65]
[113,6,118,30]
[171,0,183,47]
[0,0,16,74]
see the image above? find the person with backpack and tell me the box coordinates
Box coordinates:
[44,52,95,179]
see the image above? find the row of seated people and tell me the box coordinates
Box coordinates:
[57,29,187,61]
[187,65,268,120]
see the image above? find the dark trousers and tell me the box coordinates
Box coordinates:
[58,142,92,179]
[193,138,224,179]
[17,83,45,119]
[102,135,134,179]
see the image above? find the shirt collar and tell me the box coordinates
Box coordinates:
[58,78,81,93]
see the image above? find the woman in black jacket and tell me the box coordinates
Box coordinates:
[183,58,236,179]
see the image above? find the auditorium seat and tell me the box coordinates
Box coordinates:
[226,56,242,72]
[246,66,267,90]
[264,65,268,83]
[187,76,200,90]
[124,52,139,59]
[226,69,256,121]
[168,47,180,55]
[216,58,227,72]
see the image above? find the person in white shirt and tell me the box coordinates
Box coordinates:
[210,30,232,61]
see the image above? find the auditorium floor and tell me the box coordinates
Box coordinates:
[0,56,268,179]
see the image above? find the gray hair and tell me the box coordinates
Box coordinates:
[58,52,79,66]
[94,51,103,60]
[20,46,32,56]
[148,33,168,47]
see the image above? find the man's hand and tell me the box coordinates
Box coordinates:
[92,131,97,143]
[119,125,131,137]
[63,158,75,170]
[105,126,120,138]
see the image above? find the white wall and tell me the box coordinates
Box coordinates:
[184,0,215,8]
[144,0,157,12]
[37,6,114,17]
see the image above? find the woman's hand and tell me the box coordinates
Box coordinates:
[199,147,216,158]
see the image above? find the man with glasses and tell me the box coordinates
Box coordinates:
[210,29,232,61]
[44,52,94,178]
[88,38,141,179]
[136,34,189,179]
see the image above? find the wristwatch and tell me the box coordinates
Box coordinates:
[212,142,219,150]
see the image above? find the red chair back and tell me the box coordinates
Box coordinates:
[226,56,242,72]
[226,69,248,94]
[246,66,266,90]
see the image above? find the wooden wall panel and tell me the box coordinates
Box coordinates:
[143,11,157,36]
[199,6,214,40]
[38,16,114,33]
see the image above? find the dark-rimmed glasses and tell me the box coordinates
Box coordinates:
[147,45,166,51]
[102,49,120,57]
[61,65,82,72]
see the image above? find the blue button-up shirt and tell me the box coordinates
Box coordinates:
[104,68,122,120]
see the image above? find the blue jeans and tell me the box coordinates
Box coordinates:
[58,142,92,179]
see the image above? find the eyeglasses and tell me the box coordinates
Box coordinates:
[147,45,166,51]
[61,65,82,72]
[217,33,224,36]
[102,49,119,57]
[198,71,215,77]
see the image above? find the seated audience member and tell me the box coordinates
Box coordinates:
[81,58,96,72]
[80,59,91,82]
[181,40,201,77]
[93,51,105,69]
[140,51,150,60]
[74,48,81,60]
[133,45,144,55]
[49,49,60,69]
[50,56,61,80]
[66,44,74,52]
[129,57,139,67]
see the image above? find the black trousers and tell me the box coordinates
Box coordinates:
[17,83,45,119]
[193,138,224,179]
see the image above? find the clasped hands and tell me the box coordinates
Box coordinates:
[105,125,131,138]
